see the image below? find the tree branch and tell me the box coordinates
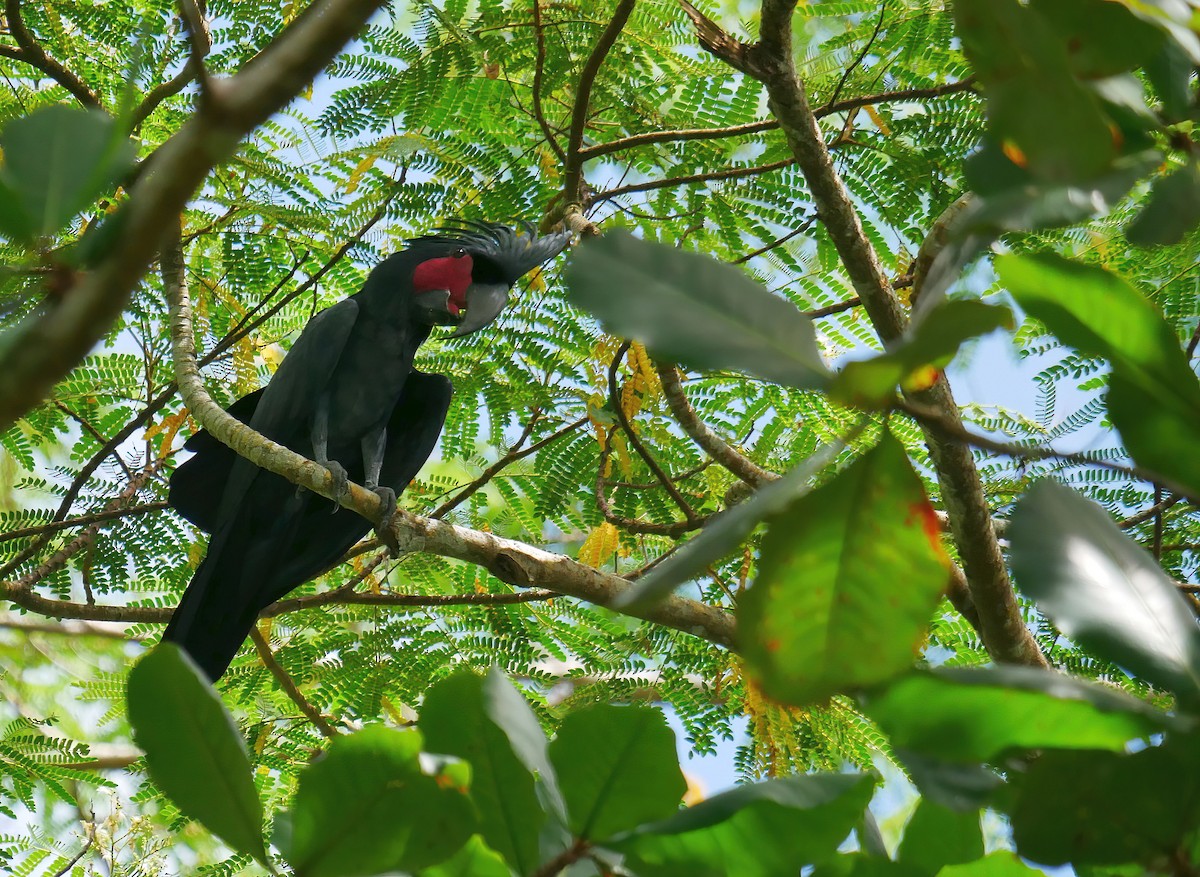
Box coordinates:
[531,0,566,164]
[591,158,794,204]
[683,0,1045,668]
[1,0,100,107]
[562,0,637,201]
[249,624,338,738]
[0,0,388,431]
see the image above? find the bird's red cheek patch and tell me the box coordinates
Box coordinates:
[413,254,473,314]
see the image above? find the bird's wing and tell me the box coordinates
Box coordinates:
[163,370,453,681]
[243,297,361,445]
[170,388,265,533]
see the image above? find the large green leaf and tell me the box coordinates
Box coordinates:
[998,252,1200,496]
[1126,161,1200,245]
[565,230,829,390]
[611,774,873,877]
[0,105,135,237]
[548,704,685,842]
[896,799,983,873]
[938,854,1045,877]
[125,644,268,867]
[1030,0,1164,78]
[956,0,1115,181]
[615,424,861,611]
[419,669,563,876]
[279,726,475,877]
[862,666,1170,762]
[833,300,1013,406]
[740,433,949,705]
[1010,480,1200,702]
[419,836,512,877]
[1007,735,1200,865]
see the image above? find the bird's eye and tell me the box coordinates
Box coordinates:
[453,247,467,258]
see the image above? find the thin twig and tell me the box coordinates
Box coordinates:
[249,625,338,738]
[431,415,588,519]
[562,0,637,200]
[531,0,566,163]
[2,0,100,107]
[592,158,794,203]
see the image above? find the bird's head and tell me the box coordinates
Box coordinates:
[408,221,571,337]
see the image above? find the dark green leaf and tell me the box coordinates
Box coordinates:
[863,666,1170,762]
[1010,481,1200,702]
[0,105,135,237]
[612,774,874,877]
[565,230,829,390]
[1144,38,1193,120]
[615,426,860,610]
[813,854,926,877]
[956,0,1116,181]
[1127,162,1200,245]
[419,670,562,876]
[279,726,475,877]
[894,750,1002,812]
[419,836,512,877]
[1008,736,1200,865]
[938,853,1044,877]
[0,180,33,244]
[833,301,1012,406]
[548,704,685,842]
[125,644,267,866]
[1031,0,1164,78]
[897,799,983,872]
[740,434,949,706]
[998,253,1200,496]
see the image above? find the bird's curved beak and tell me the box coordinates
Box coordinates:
[449,281,509,337]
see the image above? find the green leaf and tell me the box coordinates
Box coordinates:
[896,799,984,872]
[0,179,33,244]
[1144,38,1193,120]
[894,750,1002,813]
[419,669,563,876]
[1008,735,1200,865]
[1030,0,1164,78]
[565,230,829,390]
[548,704,685,842]
[418,836,512,877]
[0,105,135,237]
[125,644,268,866]
[611,774,874,877]
[1127,162,1200,245]
[833,301,1013,406]
[615,425,862,611]
[998,253,1200,496]
[740,433,949,706]
[956,0,1116,181]
[279,726,475,877]
[863,666,1170,762]
[1010,480,1200,702]
[938,853,1045,877]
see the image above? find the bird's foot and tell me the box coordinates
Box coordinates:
[323,460,350,513]
[371,486,400,555]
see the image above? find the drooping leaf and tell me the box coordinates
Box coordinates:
[1030,0,1164,78]
[998,253,1200,496]
[896,799,984,872]
[419,669,563,876]
[279,726,475,877]
[548,704,685,842]
[938,853,1046,877]
[862,665,1170,762]
[1126,161,1200,245]
[565,230,829,390]
[894,749,1003,813]
[125,644,268,867]
[611,774,874,877]
[0,105,135,237]
[615,424,862,610]
[833,300,1013,406]
[418,835,512,877]
[740,433,949,706]
[1010,481,1200,703]
[1007,735,1200,865]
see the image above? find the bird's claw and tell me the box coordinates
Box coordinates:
[323,460,350,513]
[371,486,400,555]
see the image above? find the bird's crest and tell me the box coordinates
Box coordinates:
[409,220,572,283]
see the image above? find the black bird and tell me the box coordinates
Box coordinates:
[165,222,570,681]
